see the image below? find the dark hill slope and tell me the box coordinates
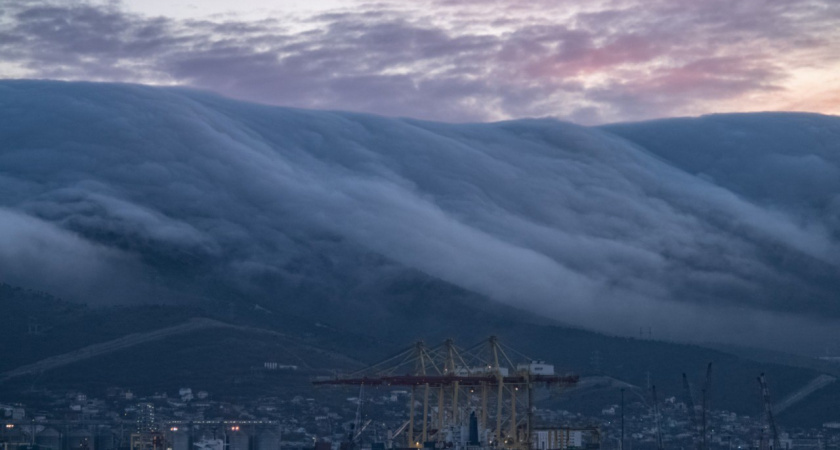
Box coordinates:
[0,284,829,426]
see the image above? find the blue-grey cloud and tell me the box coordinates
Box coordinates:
[0,207,159,304]
[0,80,838,354]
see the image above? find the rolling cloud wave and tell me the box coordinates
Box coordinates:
[0,80,838,353]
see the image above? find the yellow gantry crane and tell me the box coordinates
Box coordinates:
[314,336,578,450]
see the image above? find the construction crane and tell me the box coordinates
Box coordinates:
[391,419,411,440]
[681,363,713,450]
[682,373,701,450]
[354,384,365,435]
[651,385,664,450]
[701,363,712,450]
[758,373,781,450]
[346,384,365,448]
[353,420,373,443]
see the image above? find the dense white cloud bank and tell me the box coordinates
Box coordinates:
[0,80,838,353]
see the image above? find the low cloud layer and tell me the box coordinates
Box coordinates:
[0,0,838,124]
[0,207,160,303]
[1,80,838,355]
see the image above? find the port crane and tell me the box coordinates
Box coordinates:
[701,363,712,450]
[314,336,578,450]
[758,373,781,450]
[681,363,713,450]
[651,385,664,450]
[682,373,700,450]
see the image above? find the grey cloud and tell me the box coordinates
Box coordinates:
[1,0,838,123]
[0,207,159,304]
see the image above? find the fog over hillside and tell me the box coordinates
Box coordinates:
[1,80,838,354]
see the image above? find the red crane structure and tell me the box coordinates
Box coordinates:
[313,336,579,450]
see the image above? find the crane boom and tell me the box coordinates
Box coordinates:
[758,374,781,450]
[682,373,701,450]
[354,419,373,441]
[392,419,411,438]
[652,385,664,450]
[702,363,712,450]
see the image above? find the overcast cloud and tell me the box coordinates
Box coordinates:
[0,0,838,124]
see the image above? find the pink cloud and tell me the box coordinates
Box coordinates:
[0,0,838,124]
[521,34,662,79]
[629,56,784,97]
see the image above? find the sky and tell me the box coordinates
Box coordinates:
[1,0,839,124]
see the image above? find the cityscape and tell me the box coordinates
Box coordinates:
[3,339,840,450]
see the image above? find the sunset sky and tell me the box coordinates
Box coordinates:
[1,0,838,124]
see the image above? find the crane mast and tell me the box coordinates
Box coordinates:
[682,373,701,450]
[701,363,712,450]
[758,373,781,450]
[313,336,578,450]
[652,385,664,450]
